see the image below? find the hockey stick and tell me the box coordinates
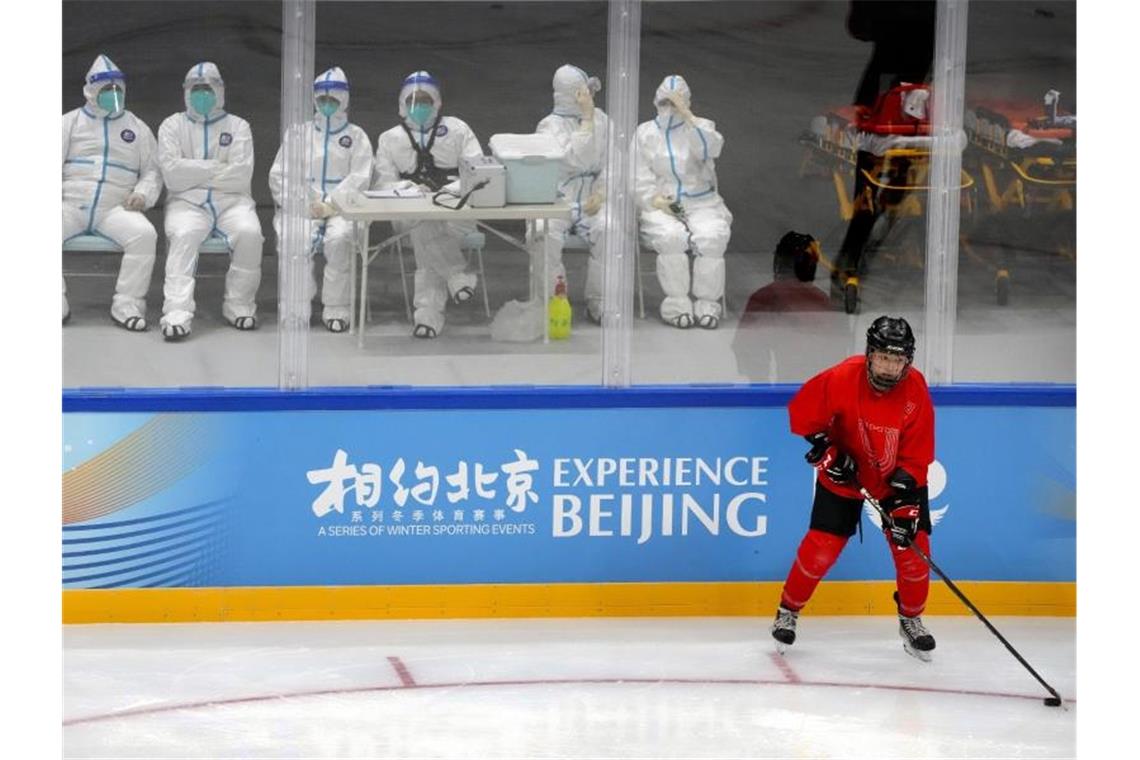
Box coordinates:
[859,487,1065,708]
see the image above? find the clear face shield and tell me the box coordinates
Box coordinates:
[405,92,437,128]
[867,349,910,392]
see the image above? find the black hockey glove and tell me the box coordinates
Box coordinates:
[803,432,831,465]
[883,468,920,548]
[804,432,857,485]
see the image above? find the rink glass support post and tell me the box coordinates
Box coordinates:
[601,0,641,388]
[277,0,316,390]
[923,0,969,384]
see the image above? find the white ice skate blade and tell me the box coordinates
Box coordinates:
[902,641,932,663]
[774,641,789,656]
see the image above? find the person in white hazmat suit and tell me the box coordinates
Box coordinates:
[635,75,732,329]
[62,55,163,329]
[157,62,264,340]
[269,66,373,333]
[372,71,481,338]
[536,64,609,324]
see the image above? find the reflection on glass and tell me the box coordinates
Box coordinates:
[63,1,281,389]
[956,0,1075,382]
[828,1,935,315]
[62,1,1074,390]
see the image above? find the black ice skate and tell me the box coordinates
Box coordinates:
[770,605,799,655]
[895,592,936,662]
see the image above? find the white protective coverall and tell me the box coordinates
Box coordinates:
[62,55,163,328]
[269,67,373,329]
[635,75,733,328]
[157,62,264,332]
[371,71,481,337]
[536,64,609,322]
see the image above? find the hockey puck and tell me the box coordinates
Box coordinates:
[1044,696,1062,707]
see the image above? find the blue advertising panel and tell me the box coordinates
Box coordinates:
[62,397,1075,589]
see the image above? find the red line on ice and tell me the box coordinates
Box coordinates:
[387,656,416,687]
[768,652,802,683]
[63,676,1074,727]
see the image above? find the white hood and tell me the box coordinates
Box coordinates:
[182,61,226,121]
[314,66,350,132]
[552,64,600,117]
[654,74,692,126]
[397,70,442,131]
[83,54,126,117]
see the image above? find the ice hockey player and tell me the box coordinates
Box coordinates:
[770,315,938,661]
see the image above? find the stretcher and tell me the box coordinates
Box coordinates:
[962,91,1075,304]
[798,84,975,313]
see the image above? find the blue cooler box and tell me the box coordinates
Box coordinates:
[489,133,566,204]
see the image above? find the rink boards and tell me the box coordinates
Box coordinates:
[62,385,1075,622]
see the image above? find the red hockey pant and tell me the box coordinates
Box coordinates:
[779,528,931,615]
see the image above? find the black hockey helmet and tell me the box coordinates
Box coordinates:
[865,316,915,391]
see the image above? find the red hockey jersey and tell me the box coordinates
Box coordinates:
[788,355,935,501]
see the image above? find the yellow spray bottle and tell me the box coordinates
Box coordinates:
[548,275,572,339]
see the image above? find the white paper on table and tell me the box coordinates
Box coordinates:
[364,187,425,199]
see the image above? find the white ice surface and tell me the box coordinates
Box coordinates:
[64,616,1075,759]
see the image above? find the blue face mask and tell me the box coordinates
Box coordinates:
[317,98,339,117]
[408,103,434,128]
[97,87,124,114]
[190,89,217,116]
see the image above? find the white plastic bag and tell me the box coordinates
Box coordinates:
[490,299,544,342]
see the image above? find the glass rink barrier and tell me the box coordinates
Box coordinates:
[62,2,282,388]
[62,0,1073,390]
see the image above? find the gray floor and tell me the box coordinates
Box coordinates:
[62,219,1075,388]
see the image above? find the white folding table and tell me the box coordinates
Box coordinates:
[337,196,572,348]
